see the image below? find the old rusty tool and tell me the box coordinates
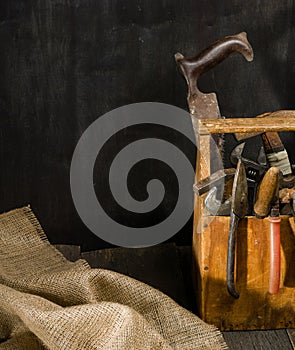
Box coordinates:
[261,132,292,176]
[175,32,253,173]
[230,142,267,184]
[194,168,236,215]
[231,142,268,214]
[254,167,281,294]
[193,168,236,196]
[227,159,248,298]
[279,186,295,202]
[204,187,232,216]
[280,171,295,189]
[279,186,295,215]
[235,110,295,185]
[231,142,295,190]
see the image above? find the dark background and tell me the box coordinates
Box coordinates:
[0,0,294,251]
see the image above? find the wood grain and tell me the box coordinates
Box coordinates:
[193,215,295,330]
[223,329,293,350]
[197,116,295,135]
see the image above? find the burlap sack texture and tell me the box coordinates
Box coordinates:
[0,206,227,349]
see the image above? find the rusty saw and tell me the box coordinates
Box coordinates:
[175,32,254,173]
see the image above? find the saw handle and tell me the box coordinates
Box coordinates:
[269,215,281,294]
[175,32,253,96]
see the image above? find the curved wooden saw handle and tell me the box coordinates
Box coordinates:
[175,32,254,97]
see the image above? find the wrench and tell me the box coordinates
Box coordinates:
[231,142,295,188]
[231,142,268,214]
[230,142,268,184]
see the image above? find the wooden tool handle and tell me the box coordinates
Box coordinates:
[261,132,292,176]
[254,167,280,218]
[175,32,253,96]
[269,215,281,294]
[261,132,285,154]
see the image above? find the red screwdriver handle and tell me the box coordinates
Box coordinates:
[268,216,281,294]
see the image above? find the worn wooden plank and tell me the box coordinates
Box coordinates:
[193,215,295,330]
[81,243,192,309]
[197,116,295,135]
[223,329,293,350]
[54,244,81,262]
[171,246,295,350]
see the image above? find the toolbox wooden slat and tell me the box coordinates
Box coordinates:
[197,116,295,134]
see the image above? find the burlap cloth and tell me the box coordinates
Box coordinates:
[0,206,227,349]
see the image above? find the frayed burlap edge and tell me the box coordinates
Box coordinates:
[0,206,228,350]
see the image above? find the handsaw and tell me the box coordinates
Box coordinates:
[175,32,254,174]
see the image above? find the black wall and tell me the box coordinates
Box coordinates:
[0,0,294,250]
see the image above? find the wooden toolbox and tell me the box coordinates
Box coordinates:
[192,116,295,330]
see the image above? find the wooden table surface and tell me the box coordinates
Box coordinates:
[55,243,295,349]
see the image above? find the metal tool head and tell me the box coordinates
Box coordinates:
[230,142,267,165]
[257,145,267,166]
[231,159,248,218]
[230,142,245,165]
[230,142,268,183]
[204,187,232,216]
[193,168,236,196]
